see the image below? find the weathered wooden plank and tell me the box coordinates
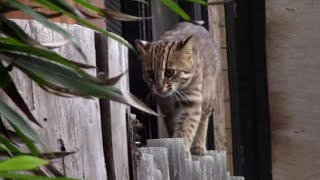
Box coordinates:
[4,19,107,179]
[207,151,219,180]
[184,159,193,180]
[107,37,130,179]
[94,32,130,179]
[127,113,139,180]
[226,172,231,180]
[184,159,201,180]
[192,156,215,180]
[138,147,170,180]
[231,176,245,180]
[153,169,163,180]
[147,138,185,180]
[192,160,201,180]
[137,153,154,180]
[207,0,228,153]
[208,150,227,180]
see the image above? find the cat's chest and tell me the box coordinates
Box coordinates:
[157,96,183,116]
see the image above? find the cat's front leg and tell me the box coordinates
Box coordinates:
[173,93,202,158]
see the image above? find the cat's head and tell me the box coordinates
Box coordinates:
[135,36,195,97]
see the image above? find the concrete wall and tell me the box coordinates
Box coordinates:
[266,1,320,179]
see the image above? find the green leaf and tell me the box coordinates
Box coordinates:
[0,62,41,126]
[49,0,83,17]
[7,0,87,60]
[0,37,91,77]
[0,99,42,144]
[32,151,76,160]
[185,0,208,5]
[34,0,135,50]
[0,156,48,171]
[161,0,191,20]
[3,83,42,127]
[7,0,70,41]
[2,53,156,115]
[0,172,80,180]
[0,62,11,88]
[0,16,34,46]
[11,125,41,157]
[0,134,21,154]
[131,0,149,4]
[75,0,150,21]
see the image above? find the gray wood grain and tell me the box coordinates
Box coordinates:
[95,32,130,179]
[107,37,130,180]
[138,147,170,180]
[184,159,201,180]
[184,159,193,180]
[192,155,215,180]
[4,19,107,179]
[226,172,231,180]
[192,160,201,180]
[147,138,185,180]
[207,151,219,180]
[153,169,162,180]
[137,153,154,180]
[231,176,245,180]
[208,150,228,180]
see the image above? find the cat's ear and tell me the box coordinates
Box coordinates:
[135,39,150,56]
[177,36,194,52]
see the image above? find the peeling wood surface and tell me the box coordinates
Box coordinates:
[106,38,130,180]
[266,1,320,179]
[207,0,228,153]
[95,33,130,180]
[138,138,243,180]
[138,147,170,180]
[137,153,154,180]
[0,19,107,179]
[147,138,185,180]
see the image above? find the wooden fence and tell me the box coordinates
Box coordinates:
[136,138,244,180]
[1,19,130,180]
[2,19,246,180]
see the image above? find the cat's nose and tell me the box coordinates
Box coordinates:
[154,84,163,92]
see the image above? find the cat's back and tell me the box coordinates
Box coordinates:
[161,22,220,75]
[160,22,214,49]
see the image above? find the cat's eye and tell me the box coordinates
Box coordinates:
[165,69,175,78]
[146,70,155,80]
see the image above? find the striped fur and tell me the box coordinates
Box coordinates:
[136,22,221,158]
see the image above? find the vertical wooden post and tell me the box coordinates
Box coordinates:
[95,33,130,180]
[147,138,186,180]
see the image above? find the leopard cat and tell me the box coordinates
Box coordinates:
[135,22,221,158]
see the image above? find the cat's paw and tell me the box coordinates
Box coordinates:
[190,146,206,156]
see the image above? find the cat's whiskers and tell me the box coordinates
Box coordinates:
[169,93,175,103]
[172,92,182,108]
[179,91,192,102]
[175,90,190,105]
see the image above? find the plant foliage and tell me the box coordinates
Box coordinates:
[0,0,200,179]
